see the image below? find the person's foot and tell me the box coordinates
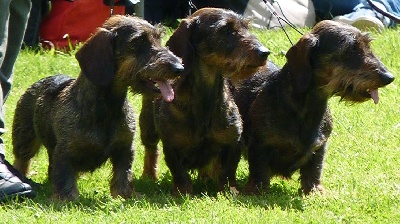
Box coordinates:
[333,12,384,31]
[0,158,36,202]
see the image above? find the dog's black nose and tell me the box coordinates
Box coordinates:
[171,63,184,74]
[257,46,270,59]
[380,71,394,85]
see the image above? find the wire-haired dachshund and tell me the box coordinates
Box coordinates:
[12,15,184,200]
[233,20,394,195]
[140,8,270,195]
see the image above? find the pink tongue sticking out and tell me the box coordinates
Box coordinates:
[369,89,379,104]
[156,80,175,102]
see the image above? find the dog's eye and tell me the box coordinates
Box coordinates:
[134,35,152,48]
[351,44,364,57]
[129,35,151,53]
[219,26,238,36]
[134,35,146,44]
[219,26,230,33]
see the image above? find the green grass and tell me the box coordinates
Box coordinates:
[1,27,399,223]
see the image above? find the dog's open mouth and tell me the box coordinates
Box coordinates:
[145,79,175,102]
[338,84,380,104]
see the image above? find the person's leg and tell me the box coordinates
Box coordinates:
[366,0,400,15]
[384,0,400,16]
[0,0,12,158]
[0,0,35,202]
[312,0,360,19]
[332,0,392,30]
[1,0,31,99]
[0,0,31,152]
[362,0,400,26]
[22,0,42,48]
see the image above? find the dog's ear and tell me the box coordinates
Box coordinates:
[166,19,194,75]
[75,28,115,87]
[286,33,318,93]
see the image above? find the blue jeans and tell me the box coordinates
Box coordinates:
[313,0,400,25]
[357,0,400,26]
[0,0,31,156]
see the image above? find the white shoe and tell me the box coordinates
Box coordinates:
[333,14,384,32]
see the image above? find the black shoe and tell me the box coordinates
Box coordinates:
[2,159,40,189]
[0,160,36,202]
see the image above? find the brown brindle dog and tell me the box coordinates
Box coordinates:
[140,8,269,195]
[12,15,183,200]
[233,20,394,195]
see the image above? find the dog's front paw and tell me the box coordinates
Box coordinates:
[111,182,135,199]
[173,183,193,196]
[302,184,325,195]
[243,181,268,195]
[52,191,79,201]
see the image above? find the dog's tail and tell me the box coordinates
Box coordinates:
[12,91,42,175]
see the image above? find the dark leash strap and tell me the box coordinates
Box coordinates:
[366,0,400,24]
[262,0,304,46]
[188,0,197,15]
[110,0,115,17]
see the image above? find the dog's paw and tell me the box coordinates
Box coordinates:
[142,150,160,180]
[111,184,135,199]
[173,183,193,196]
[141,170,158,181]
[243,182,267,195]
[302,184,325,195]
[52,192,79,201]
[228,186,240,195]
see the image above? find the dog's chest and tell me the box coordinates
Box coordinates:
[263,114,331,176]
[185,103,241,145]
[62,112,134,171]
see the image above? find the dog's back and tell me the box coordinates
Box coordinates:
[12,75,73,163]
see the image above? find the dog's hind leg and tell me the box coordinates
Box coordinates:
[12,92,42,175]
[50,145,79,200]
[140,96,160,180]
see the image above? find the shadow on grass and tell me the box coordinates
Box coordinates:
[232,183,305,211]
[21,175,305,212]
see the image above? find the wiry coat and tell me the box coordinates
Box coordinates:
[140,8,269,194]
[233,20,394,194]
[12,15,183,200]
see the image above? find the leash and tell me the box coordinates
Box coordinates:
[366,0,400,24]
[262,0,304,45]
[188,0,198,15]
[110,0,115,17]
